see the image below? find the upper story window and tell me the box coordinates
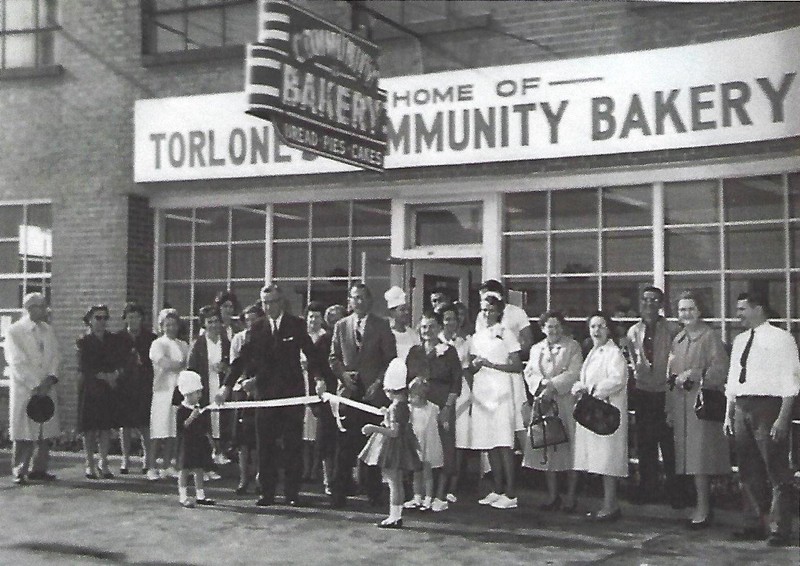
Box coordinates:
[360,0,490,39]
[141,0,255,56]
[0,0,57,70]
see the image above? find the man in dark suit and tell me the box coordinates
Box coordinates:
[217,284,323,507]
[327,282,396,508]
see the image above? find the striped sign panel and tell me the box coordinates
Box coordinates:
[245,0,387,171]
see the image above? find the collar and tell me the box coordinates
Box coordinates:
[269,313,283,330]
[19,316,39,331]
[676,322,710,343]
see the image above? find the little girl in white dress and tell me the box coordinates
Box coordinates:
[404,378,444,511]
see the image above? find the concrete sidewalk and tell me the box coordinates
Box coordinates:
[0,450,797,565]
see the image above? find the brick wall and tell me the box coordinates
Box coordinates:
[0,0,798,431]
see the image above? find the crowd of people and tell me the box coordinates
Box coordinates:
[4,281,799,545]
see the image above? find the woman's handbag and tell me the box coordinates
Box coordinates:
[528,398,569,464]
[694,387,726,422]
[572,387,620,436]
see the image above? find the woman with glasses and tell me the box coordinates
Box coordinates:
[77,304,124,479]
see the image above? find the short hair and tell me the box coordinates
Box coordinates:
[157,308,180,327]
[737,291,769,311]
[479,279,506,297]
[481,294,505,322]
[240,303,264,319]
[640,286,665,302]
[122,301,145,320]
[197,305,221,327]
[430,289,451,301]
[83,304,109,325]
[304,301,325,317]
[325,304,346,319]
[215,290,239,310]
[677,290,706,318]
[260,283,283,296]
[349,281,372,300]
[438,303,459,321]
[419,309,443,326]
[539,310,565,328]
[587,311,615,334]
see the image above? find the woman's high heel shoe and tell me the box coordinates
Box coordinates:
[539,495,561,511]
[688,508,714,530]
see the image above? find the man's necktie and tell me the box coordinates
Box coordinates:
[739,329,755,384]
[355,319,363,350]
[642,323,654,365]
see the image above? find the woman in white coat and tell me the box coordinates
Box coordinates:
[148,308,189,480]
[572,312,628,522]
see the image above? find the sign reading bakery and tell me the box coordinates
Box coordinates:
[135,26,800,182]
[245,0,387,171]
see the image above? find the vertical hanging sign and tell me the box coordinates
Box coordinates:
[245,0,387,172]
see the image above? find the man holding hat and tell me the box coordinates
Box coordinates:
[4,292,61,484]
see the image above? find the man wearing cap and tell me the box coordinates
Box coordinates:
[4,292,61,484]
[385,286,419,360]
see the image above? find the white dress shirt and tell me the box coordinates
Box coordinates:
[725,322,800,399]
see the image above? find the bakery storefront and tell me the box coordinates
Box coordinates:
[135,27,800,342]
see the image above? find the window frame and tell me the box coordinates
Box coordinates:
[0,0,60,76]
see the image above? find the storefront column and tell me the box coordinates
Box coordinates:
[652,182,665,290]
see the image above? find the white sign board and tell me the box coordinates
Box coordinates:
[135,26,800,182]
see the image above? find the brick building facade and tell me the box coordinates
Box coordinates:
[0,0,799,431]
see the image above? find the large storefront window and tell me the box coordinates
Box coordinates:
[0,200,52,379]
[503,174,800,344]
[503,185,653,326]
[272,200,391,315]
[159,200,390,336]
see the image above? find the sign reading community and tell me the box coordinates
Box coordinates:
[135,26,800,182]
[244,0,387,172]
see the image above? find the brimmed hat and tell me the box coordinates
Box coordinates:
[383,358,408,391]
[177,370,203,396]
[27,394,55,424]
[384,286,406,310]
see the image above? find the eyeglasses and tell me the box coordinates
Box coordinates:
[94,315,109,321]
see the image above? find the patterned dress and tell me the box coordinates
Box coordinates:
[359,399,421,471]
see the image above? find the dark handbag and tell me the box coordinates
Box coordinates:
[572,387,620,436]
[528,398,569,464]
[694,388,726,422]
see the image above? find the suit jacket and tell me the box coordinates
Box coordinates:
[225,313,322,400]
[329,313,396,405]
[186,333,231,407]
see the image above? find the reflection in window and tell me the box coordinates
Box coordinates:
[724,176,783,222]
[410,202,482,246]
[665,180,718,225]
[665,228,720,271]
[603,185,651,227]
[551,190,596,230]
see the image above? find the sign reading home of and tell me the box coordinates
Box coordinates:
[245,0,387,172]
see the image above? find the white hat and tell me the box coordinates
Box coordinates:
[177,370,203,396]
[384,286,406,310]
[383,358,408,391]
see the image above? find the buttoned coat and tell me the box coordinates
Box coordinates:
[329,313,396,406]
[5,316,61,440]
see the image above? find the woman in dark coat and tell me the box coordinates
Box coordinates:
[77,304,126,479]
[117,302,158,475]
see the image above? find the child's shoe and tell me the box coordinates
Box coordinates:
[146,469,160,481]
[478,492,501,505]
[403,495,422,509]
[445,493,457,503]
[196,498,216,506]
[420,496,433,511]
[431,498,449,512]
[180,498,195,508]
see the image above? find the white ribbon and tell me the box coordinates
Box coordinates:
[201,393,384,417]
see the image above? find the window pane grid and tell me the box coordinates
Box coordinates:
[503,174,797,321]
[0,0,55,69]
